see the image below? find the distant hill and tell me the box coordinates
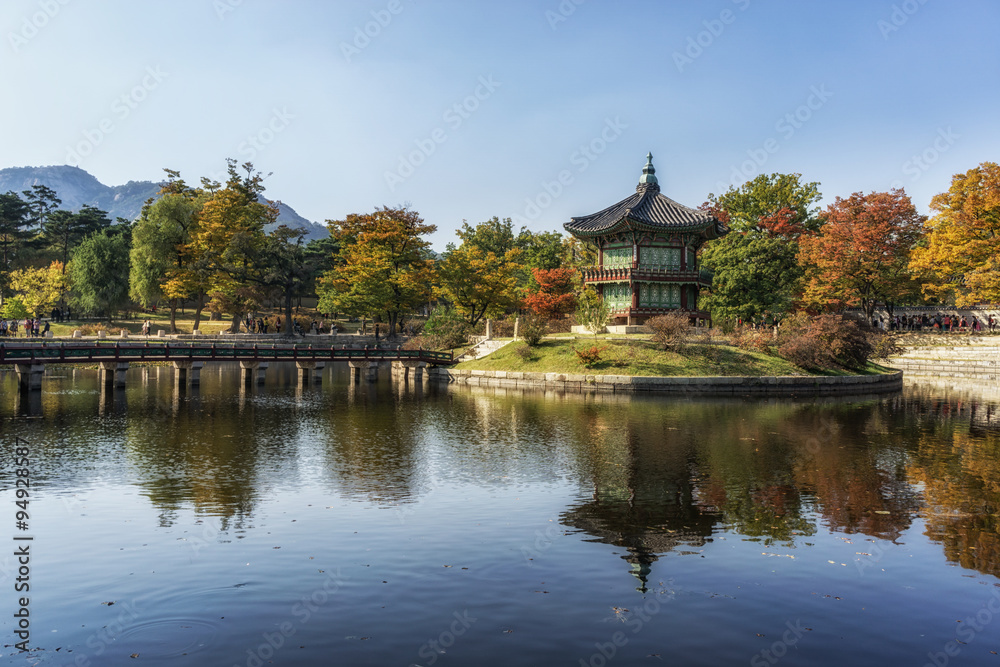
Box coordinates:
[0,165,329,241]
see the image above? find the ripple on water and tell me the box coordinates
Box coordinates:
[115,617,220,658]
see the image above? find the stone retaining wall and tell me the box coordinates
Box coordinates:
[889,344,1000,382]
[427,368,903,397]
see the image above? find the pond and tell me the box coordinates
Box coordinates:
[1,365,999,666]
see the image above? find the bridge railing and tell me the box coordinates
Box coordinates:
[0,341,454,365]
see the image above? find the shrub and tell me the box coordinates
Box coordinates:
[519,313,548,347]
[514,343,535,361]
[575,345,605,367]
[731,326,775,355]
[574,287,609,335]
[646,312,691,351]
[421,306,471,349]
[871,333,903,362]
[776,312,875,370]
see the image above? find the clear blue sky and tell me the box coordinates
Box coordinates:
[3,0,997,248]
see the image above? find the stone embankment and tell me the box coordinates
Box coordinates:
[427,368,902,397]
[889,337,1000,381]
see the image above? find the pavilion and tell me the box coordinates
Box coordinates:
[563,153,727,327]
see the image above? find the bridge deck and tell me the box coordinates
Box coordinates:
[0,341,454,366]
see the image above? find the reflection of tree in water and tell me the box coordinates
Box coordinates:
[317,381,424,506]
[123,382,297,530]
[901,384,1000,577]
[790,401,921,541]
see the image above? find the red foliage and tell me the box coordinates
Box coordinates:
[525,267,578,318]
[758,206,807,240]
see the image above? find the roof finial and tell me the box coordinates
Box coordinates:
[638,152,658,186]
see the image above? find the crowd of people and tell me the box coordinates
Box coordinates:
[873,313,997,332]
[0,318,49,337]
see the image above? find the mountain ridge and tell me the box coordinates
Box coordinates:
[0,165,329,241]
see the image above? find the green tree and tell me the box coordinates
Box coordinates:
[0,191,32,301]
[0,296,30,320]
[700,173,822,322]
[43,205,112,271]
[22,184,61,231]
[130,175,208,332]
[68,231,131,320]
[232,226,318,336]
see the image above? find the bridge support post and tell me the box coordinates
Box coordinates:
[313,362,325,384]
[295,361,316,386]
[173,361,205,387]
[98,362,129,389]
[348,360,377,383]
[392,360,425,382]
[15,364,45,392]
[240,361,268,385]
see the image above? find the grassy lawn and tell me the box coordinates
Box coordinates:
[454,338,809,376]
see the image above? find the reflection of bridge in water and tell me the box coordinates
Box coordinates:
[0,340,454,392]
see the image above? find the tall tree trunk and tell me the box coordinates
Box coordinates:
[284,291,294,336]
[169,299,178,333]
[192,293,205,332]
[229,311,243,333]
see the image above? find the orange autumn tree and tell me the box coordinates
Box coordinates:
[909,162,1000,306]
[798,189,925,319]
[524,267,578,319]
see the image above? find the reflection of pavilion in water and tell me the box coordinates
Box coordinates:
[560,416,718,592]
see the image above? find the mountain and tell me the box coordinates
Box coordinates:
[0,165,329,241]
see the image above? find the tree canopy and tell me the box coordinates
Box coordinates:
[799,189,925,318]
[909,162,1000,306]
[699,173,822,321]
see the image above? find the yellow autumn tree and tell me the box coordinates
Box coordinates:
[9,261,68,316]
[317,206,436,336]
[909,162,1000,305]
[190,160,277,332]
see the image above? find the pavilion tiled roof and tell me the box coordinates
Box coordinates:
[564,154,726,239]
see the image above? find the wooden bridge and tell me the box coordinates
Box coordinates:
[0,341,454,391]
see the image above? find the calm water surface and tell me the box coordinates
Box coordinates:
[1,365,999,666]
